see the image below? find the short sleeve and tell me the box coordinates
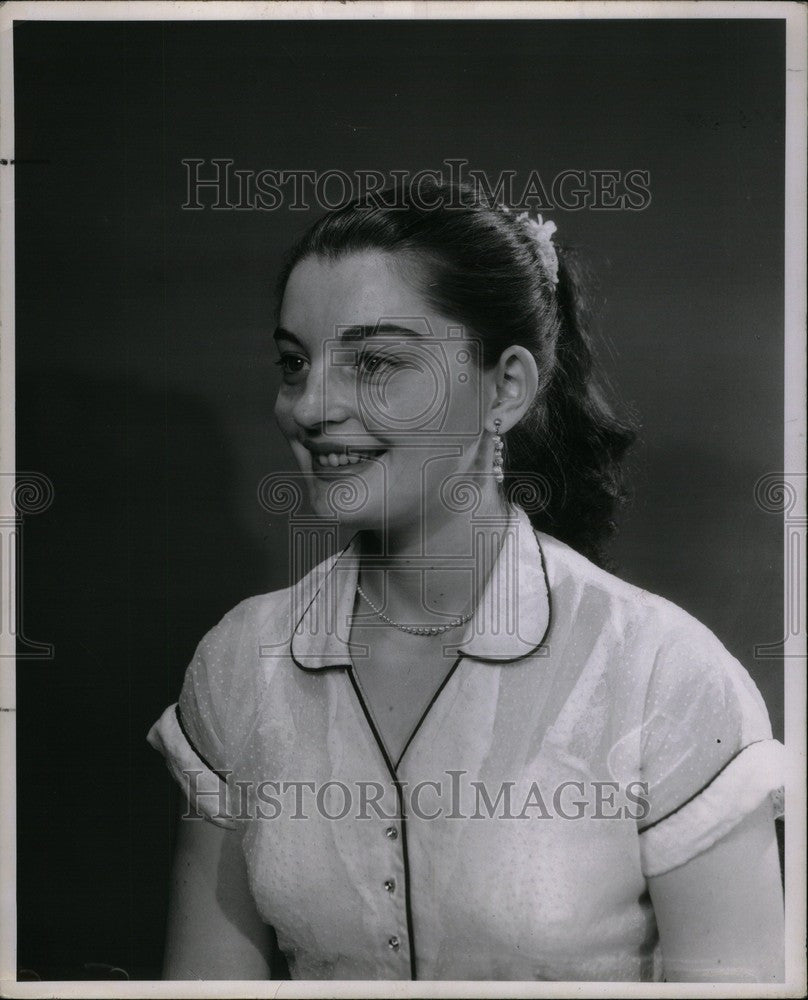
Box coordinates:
[147,602,252,829]
[637,615,784,877]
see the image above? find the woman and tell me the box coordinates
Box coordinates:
[148,182,784,982]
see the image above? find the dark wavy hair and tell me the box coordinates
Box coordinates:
[276,181,637,568]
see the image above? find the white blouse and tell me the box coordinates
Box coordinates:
[148,504,783,981]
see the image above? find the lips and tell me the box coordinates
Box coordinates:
[314,451,385,468]
[303,444,388,470]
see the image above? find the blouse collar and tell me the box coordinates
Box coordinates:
[287,504,551,671]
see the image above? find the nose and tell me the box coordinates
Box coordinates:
[291,358,353,432]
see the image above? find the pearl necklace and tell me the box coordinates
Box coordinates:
[357,584,474,636]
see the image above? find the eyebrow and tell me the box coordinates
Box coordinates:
[273,323,426,346]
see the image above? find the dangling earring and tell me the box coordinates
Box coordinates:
[492,418,504,484]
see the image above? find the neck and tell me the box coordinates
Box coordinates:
[358,490,514,625]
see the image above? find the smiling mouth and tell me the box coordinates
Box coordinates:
[310,448,387,469]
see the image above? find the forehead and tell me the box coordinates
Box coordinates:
[280,251,454,340]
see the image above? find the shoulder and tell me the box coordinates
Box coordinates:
[536,530,767,716]
[178,548,346,723]
[537,528,709,642]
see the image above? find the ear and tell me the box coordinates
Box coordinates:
[485,346,539,433]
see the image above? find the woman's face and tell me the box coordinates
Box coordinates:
[274,251,494,533]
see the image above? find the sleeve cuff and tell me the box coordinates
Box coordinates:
[147,703,236,829]
[639,739,785,877]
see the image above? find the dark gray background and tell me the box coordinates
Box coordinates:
[14,18,785,980]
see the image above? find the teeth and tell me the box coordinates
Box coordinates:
[315,452,373,467]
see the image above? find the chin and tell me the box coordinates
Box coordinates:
[302,476,379,528]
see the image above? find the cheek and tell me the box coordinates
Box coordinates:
[361,363,479,438]
[273,389,295,434]
[426,366,485,443]
[450,365,485,415]
[357,372,434,434]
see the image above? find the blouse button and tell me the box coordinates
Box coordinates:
[388,936,400,950]
[384,879,396,893]
[384,826,398,840]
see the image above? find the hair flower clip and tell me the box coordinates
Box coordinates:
[515,211,559,286]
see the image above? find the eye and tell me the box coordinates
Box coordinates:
[357,350,399,378]
[274,353,309,384]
